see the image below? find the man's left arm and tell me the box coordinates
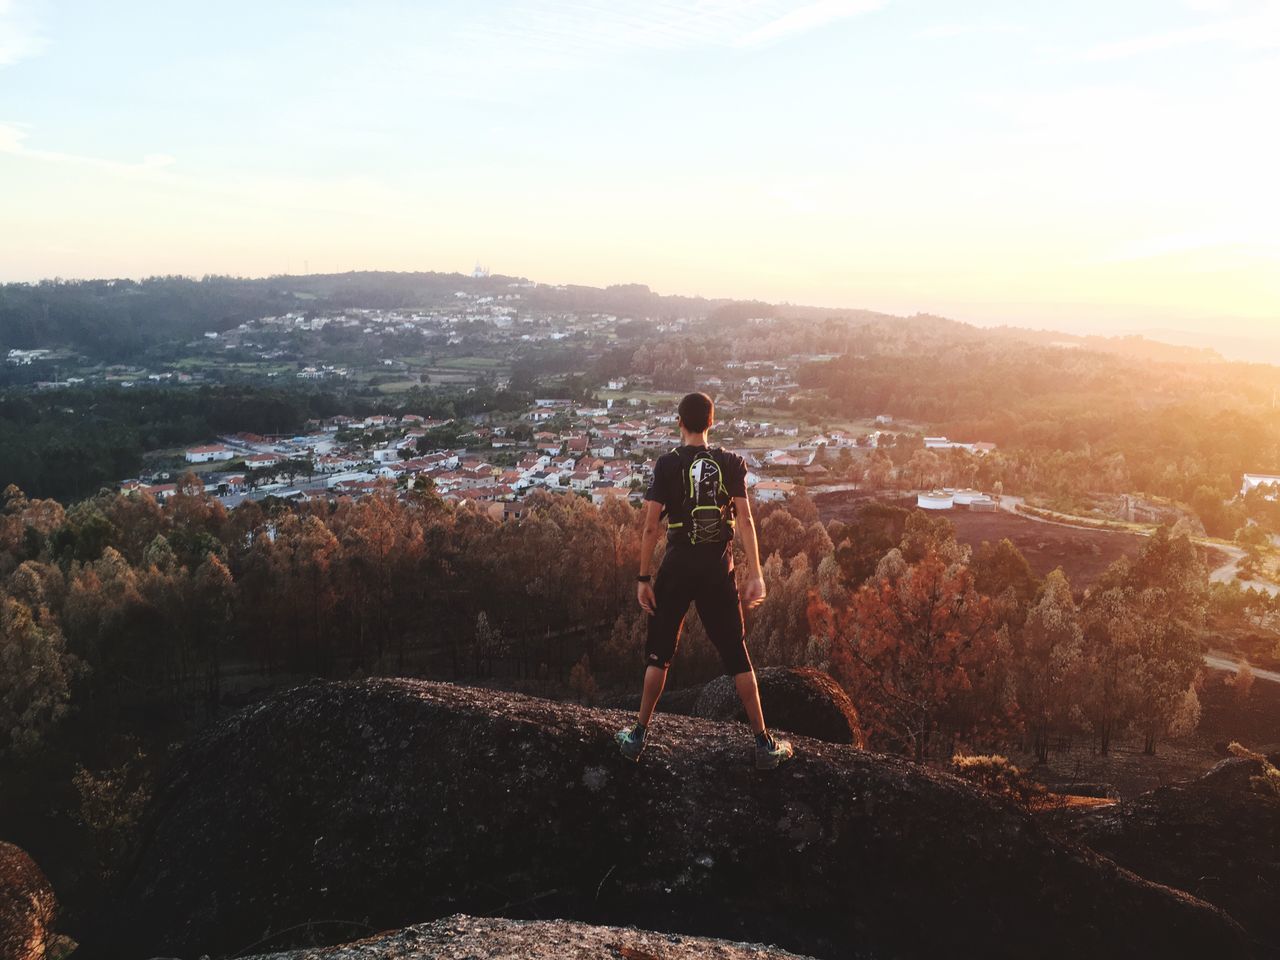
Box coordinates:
[733,492,766,609]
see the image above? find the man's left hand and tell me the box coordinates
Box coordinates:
[741,574,767,610]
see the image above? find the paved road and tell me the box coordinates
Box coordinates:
[820,488,1280,682]
[1204,651,1280,684]
[219,476,334,508]
[997,495,1280,597]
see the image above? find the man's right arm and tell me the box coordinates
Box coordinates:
[639,499,663,578]
[637,499,663,614]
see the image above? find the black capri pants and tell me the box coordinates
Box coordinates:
[645,541,752,675]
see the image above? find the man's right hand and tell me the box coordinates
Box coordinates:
[741,574,767,610]
[637,580,656,615]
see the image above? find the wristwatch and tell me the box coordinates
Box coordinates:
[636,574,652,583]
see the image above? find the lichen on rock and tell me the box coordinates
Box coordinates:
[114,679,1250,960]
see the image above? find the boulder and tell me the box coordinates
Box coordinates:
[1049,757,1280,954]
[0,842,58,960]
[605,683,704,717]
[113,679,1250,960]
[244,914,814,959]
[693,667,864,746]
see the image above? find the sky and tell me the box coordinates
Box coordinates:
[1,0,1277,342]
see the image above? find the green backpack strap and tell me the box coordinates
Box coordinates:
[683,446,734,545]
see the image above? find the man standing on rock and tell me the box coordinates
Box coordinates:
[616,392,794,770]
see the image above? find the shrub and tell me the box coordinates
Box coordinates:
[1231,661,1255,703]
[1227,742,1280,798]
[951,753,1045,809]
[567,653,598,706]
[73,750,152,882]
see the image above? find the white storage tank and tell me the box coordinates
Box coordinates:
[953,489,982,506]
[917,490,954,510]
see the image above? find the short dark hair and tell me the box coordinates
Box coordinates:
[678,392,714,433]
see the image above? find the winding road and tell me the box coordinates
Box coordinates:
[1203,652,1280,684]
[996,495,1280,683]
[812,485,1280,681]
[996,494,1279,597]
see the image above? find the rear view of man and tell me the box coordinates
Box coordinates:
[616,392,794,770]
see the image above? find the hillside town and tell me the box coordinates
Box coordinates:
[129,397,877,515]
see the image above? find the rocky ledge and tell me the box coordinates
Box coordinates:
[1045,755,1280,955]
[246,914,816,960]
[692,667,864,746]
[112,679,1251,959]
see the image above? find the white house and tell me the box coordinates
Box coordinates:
[185,444,235,464]
[326,471,377,488]
[754,480,798,502]
[1242,473,1280,498]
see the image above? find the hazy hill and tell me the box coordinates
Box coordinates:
[0,271,1231,366]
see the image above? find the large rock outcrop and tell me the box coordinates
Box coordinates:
[605,683,703,717]
[0,842,59,960]
[1047,756,1280,954]
[246,914,814,959]
[114,679,1250,960]
[693,667,864,746]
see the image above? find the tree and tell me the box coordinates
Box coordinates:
[759,511,806,564]
[1080,529,1207,755]
[0,595,82,756]
[1079,569,1140,756]
[567,653,598,705]
[1232,660,1255,703]
[746,552,817,667]
[905,449,943,491]
[468,612,503,678]
[1235,523,1267,580]
[834,447,855,480]
[899,510,967,566]
[864,451,893,490]
[1128,529,1208,754]
[192,553,236,710]
[811,549,999,760]
[832,502,907,587]
[971,538,1039,628]
[1013,569,1084,763]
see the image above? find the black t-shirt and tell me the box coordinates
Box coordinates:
[645,445,748,546]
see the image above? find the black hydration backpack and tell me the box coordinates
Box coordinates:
[669,446,735,545]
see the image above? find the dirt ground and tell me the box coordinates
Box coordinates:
[946,509,1147,586]
[995,673,1280,801]
[816,492,1227,590]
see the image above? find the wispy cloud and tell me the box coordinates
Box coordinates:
[1099,226,1277,262]
[1079,0,1280,60]
[732,0,885,48]
[0,0,46,66]
[453,1,886,60]
[0,121,413,220]
[0,122,174,173]
[921,20,1027,40]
